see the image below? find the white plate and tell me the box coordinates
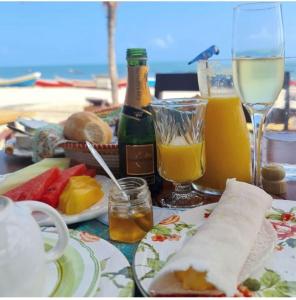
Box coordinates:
[42,230,101,297]
[0,173,112,226]
[34,175,112,226]
[134,199,296,297]
[43,228,134,297]
[5,137,64,158]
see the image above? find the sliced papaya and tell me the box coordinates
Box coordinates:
[40,164,88,208]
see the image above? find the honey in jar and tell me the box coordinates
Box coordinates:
[108,177,153,243]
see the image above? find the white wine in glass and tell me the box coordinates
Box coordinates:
[232,2,285,186]
[233,57,284,107]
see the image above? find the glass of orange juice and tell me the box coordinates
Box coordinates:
[151,98,207,208]
[194,59,252,195]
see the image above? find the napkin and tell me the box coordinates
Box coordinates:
[32,124,64,162]
[149,179,277,297]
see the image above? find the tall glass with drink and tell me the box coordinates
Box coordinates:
[151,98,207,208]
[232,2,285,185]
[194,59,252,194]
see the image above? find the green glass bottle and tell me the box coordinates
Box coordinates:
[118,48,162,195]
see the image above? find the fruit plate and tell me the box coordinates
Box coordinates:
[43,228,134,297]
[35,175,112,226]
[133,199,296,297]
[0,174,112,226]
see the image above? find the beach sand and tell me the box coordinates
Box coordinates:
[0,86,128,123]
[0,84,289,126]
[0,85,201,124]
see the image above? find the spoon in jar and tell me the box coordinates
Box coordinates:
[85,141,129,200]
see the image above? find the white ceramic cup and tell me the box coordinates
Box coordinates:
[0,196,69,296]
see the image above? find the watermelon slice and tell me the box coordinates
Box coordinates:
[40,164,89,208]
[84,168,97,177]
[4,168,61,201]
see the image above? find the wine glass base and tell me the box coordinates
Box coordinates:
[159,190,205,209]
[192,182,223,196]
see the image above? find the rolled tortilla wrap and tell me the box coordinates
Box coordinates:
[149,179,276,296]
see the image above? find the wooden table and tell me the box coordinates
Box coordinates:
[0,150,32,174]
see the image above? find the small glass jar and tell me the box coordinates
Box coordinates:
[108,177,153,243]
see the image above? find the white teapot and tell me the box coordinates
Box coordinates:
[0,196,69,296]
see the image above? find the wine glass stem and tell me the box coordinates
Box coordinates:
[250,111,265,186]
[173,182,192,195]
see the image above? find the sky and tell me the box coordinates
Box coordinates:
[0,1,295,67]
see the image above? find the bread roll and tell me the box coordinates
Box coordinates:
[63,111,112,144]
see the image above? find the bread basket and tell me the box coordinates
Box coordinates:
[59,141,119,177]
[59,105,121,177]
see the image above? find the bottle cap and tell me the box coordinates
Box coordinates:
[261,163,286,181]
[126,48,147,59]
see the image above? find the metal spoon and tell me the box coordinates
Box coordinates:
[85,141,129,200]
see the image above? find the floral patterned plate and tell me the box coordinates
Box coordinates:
[133,200,296,297]
[43,228,134,297]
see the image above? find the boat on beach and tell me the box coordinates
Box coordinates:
[36,79,74,87]
[0,72,41,87]
[56,77,98,88]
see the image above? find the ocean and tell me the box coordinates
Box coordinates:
[0,61,197,81]
[1,59,296,81]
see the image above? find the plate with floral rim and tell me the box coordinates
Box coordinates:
[42,230,101,297]
[133,199,296,297]
[43,228,135,297]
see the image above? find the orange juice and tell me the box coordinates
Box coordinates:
[196,96,252,191]
[157,138,205,183]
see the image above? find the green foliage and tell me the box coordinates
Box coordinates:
[100,258,110,272]
[271,207,285,214]
[266,213,283,221]
[151,225,172,236]
[119,281,134,297]
[118,266,133,278]
[174,223,195,232]
[274,281,291,295]
[186,228,198,237]
[137,244,146,252]
[262,289,287,297]
[140,269,156,280]
[256,270,296,297]
[286,281,296,294]
[243,278,261,291]
[147,258,165,272]
[260,269,280,288]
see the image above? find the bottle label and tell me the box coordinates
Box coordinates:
[126,144,155,175]
[125,66,151,108]
[122,105,151,121]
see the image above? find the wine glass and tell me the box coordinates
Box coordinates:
[232,2,285,186]
[151,98,207,208]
